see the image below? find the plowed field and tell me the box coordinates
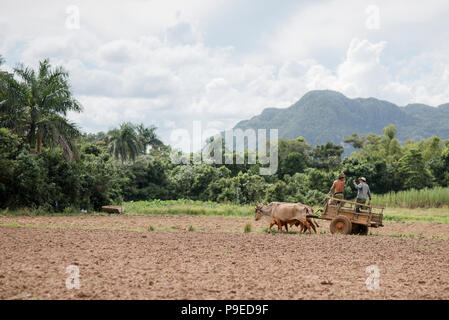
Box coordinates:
[1,215,448,300]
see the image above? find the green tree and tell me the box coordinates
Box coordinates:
[122,156,171,201]
[206,171,266,204]
[382,124,402,162]
[420,136,443,162]
[351,125,402,164]
[438,146,449,186]
[107,122,143,163]
[342,157,390,196]
[344,132,366,149]
[279,151,308,177]
[264,180,289,203]
[1,59,82,161]
[427,156,447,187]
[191,165,231,201]
[382,124,397,141]
[207,177,235,203]
[304,168,335,194]
[0,128,21,206]
[310,141,344,171]
[232,172,267,204]
[78,152,128,211]
[278,136,311,162]
[356,134,384,161]
[397,147,433,190]
[136,123,164,153]
[442,146,449,167]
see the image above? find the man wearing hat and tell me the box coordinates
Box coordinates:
[353,177,371,213]
[329,172,346,204]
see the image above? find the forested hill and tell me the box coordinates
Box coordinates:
[233,90,449,145]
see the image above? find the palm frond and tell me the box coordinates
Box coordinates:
[37,114,81,161]
[107,123,143,163]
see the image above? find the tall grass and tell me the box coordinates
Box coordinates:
[124,199,254,217]
[372,187,449,209]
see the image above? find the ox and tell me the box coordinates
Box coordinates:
[262,202,319,233]
[255,202,313,234]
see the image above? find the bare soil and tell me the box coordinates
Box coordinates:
[1,215,448,300]
[3,214,449,237]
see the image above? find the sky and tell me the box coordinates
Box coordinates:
[1,0,449,146]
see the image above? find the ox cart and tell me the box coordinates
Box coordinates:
[315,196,384,235]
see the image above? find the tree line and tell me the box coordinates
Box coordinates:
[1,58,449,212]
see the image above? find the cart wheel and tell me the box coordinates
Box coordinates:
[330,216,352,235]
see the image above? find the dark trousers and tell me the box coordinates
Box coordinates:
[355,198,366,213]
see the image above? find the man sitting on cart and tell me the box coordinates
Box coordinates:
[352,177,371,213]
[329,172,346,205]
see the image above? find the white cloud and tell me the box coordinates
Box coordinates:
[335,39,389,97]
[165,21,203,45]
[2,0,449,149]
[60,36,449,142]
[268,0,367,61]
[267,0,449,63]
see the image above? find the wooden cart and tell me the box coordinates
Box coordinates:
[101,205,124,214]
[316,196,384,235]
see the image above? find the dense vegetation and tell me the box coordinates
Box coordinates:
[2,58,449,212]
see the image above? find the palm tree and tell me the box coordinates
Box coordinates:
[136,123,164,153]
[0,58,82,161]
[108,122,143,163]
[0,57,26,134]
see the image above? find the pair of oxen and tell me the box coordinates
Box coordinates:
[254,202,319,233]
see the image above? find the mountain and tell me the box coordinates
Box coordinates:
[233,90,449,146]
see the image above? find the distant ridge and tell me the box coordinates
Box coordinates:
[234,90,449,145]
